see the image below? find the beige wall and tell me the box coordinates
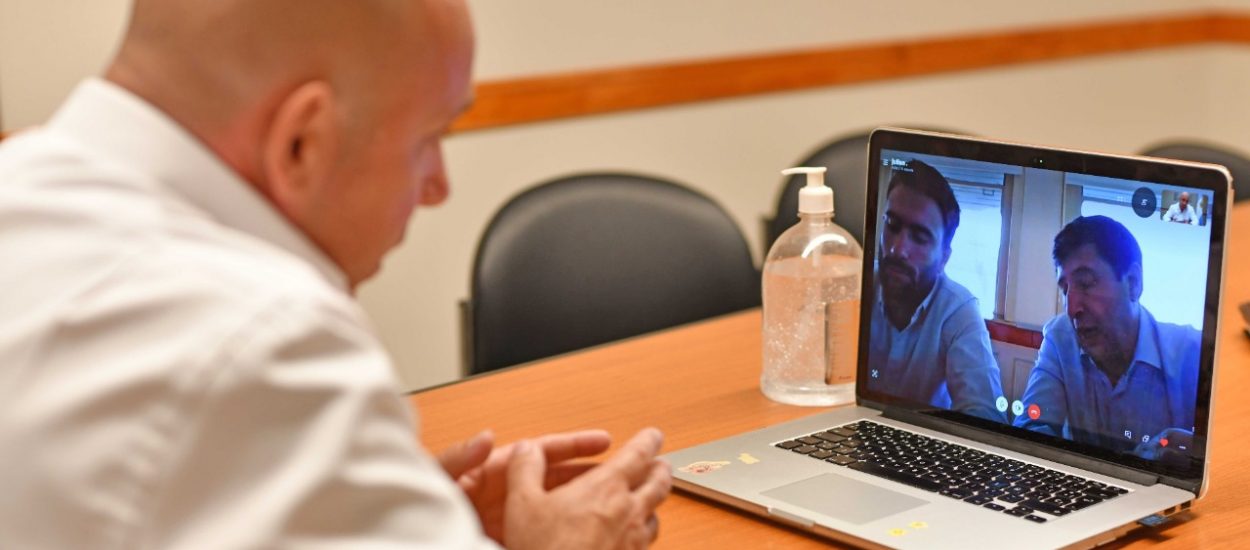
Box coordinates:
[1,1,1247,391]
[0,0,130,129]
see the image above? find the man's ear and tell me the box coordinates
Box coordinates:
[260,81,340,218]
[1126,262,1144,302]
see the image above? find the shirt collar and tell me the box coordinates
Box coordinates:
[1128,306,1163,371]
[876,272,945,329]
[45,78,348,291]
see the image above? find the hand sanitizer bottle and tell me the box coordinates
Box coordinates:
[761,167,863,406]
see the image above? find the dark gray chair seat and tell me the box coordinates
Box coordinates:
[464,173,760,375]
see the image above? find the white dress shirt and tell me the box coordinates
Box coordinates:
[0,80,499,549]
[1163,201,1197,224]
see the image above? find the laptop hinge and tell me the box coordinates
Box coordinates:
[877,405,1162,487]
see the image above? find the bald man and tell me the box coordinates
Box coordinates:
[0,1,669,548]
[1163,192,1197,224]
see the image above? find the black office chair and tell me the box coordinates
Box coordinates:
[1140,141,1250,203]
[463,173,760,375]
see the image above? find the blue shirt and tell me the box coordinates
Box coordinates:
[866,274,1007,422]
[1013,307,1200,455]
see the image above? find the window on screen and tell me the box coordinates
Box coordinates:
[1077,184,1209,330]
[946,181,1004,321]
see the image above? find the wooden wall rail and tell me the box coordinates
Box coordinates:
[452,12,1250,133]
[2,12,1249,138]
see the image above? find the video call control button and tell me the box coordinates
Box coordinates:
[1132,187,1158,218]
[996,396,1009,413]
[1012,400,1025,416]
[1027,404,1042,420]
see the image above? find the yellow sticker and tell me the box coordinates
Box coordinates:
[678,461,731,474]
[889,528,908,537]
[909,521,928,530]
[738,453,760,464]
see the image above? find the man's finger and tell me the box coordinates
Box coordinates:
[633,459,673,513]
[593,428,664,488]
[530,429,611,464]
[506,439,547,497]
[645,514,660,543]
[437,430,494,479]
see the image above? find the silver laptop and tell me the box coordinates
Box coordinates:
[665,128,1231,549]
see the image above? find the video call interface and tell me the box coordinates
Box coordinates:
[866,148,1211,465]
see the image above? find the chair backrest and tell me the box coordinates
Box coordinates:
[1140,141,1250,203]
[764,132,872,256]
[465,173,760,375]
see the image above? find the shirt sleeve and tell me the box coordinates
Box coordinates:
[145,294,501,550]
[1013,321,1068,437]
[943,298,1009,423]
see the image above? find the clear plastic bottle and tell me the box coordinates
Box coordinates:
[761,167,863,406]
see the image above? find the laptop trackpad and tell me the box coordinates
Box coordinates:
[762,473,927,525]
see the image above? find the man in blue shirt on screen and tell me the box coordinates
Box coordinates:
[867,160,1007,422]
[1014,215,1201,459]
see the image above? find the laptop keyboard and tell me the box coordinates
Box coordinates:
[774,420,1129,523]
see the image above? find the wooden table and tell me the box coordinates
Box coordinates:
[412,204,1250,548]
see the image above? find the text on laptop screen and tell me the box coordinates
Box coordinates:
[864,148,1212,467]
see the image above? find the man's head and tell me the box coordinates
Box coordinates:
[878,160,960,299]
[1052,216,1143,368]
[1179,192,1190,211]
[106,0,475,288]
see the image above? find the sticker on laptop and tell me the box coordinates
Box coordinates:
[737,453,760,465]
[679,460,731,474]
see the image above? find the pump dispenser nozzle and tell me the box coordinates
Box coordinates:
[781,166,833,215]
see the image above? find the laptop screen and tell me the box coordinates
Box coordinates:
[860,129,1229,483]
